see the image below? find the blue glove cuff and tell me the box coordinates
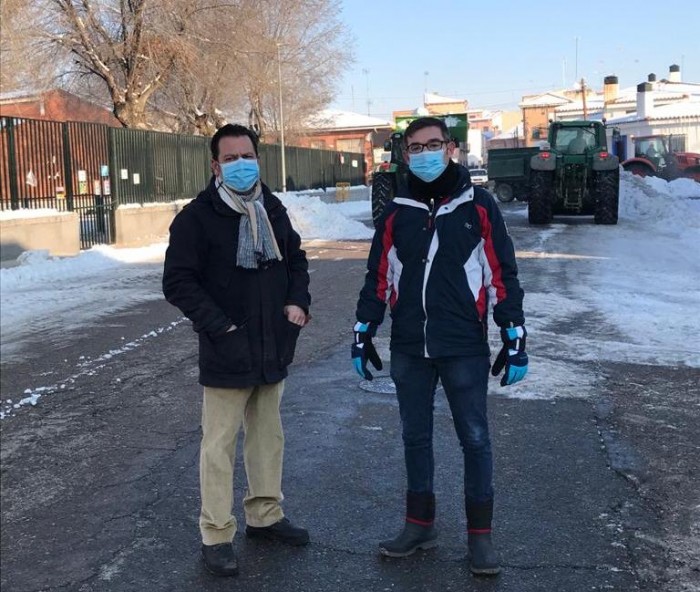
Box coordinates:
[505,326,525,340]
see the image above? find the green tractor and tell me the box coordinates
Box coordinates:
[528,120,620,225]
[371,131,408,227]
[370,114,469,227]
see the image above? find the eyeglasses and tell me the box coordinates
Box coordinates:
[406,140,449,154]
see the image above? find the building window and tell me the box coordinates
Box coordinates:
[309,140,326,149]
[336,138,364,153]
[669,135,686,152]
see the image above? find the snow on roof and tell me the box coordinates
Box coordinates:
[519,92,570,108]
[306,109,392,130]
[0,88,49,103]
[555,97,605,113]
[492,122,524,139]
[607,100,700,124]
[424,92,465,105]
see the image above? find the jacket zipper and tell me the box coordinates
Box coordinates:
[422,198,437,356]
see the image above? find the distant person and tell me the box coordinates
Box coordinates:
[163,123,311,577]
[352,117,528,576]
[567,129,590,153]
[645,143,661,161]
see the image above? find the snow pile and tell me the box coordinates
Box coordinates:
[618,172,700,227]
[577,173,700,368]
[1,244,167,292]
[277,192,373,240]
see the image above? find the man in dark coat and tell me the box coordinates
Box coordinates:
[163,124,311,577]
[353,117,528,576]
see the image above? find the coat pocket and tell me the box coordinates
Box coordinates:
[203,323,252,374]
[279,320,302,368]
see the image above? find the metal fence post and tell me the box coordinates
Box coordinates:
[6,118,20,210]
[61,123,74,211]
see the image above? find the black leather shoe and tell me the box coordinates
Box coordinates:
[201,543,239,577]
[245,517,310,546]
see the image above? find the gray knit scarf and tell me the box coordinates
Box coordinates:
[216,180,283,269]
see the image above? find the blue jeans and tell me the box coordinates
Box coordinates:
[390,351,493,504]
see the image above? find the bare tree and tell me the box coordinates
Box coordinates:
[17,0,353,133]
[150,3,253,134]
[232,0,354,141]
[0,0,57,92]
[39,0,212,128]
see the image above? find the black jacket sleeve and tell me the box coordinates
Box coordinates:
[162,209,232,337]
[476,193,525,328]
[355,207,395,326]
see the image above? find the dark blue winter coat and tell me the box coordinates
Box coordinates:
[356,164,524,358]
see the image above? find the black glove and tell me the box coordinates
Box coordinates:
[351,322,382,380]
[491,325,528,387]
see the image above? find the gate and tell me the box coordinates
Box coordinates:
[0,117,115,249]
[66,122,115,249]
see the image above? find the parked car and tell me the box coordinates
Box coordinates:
[469,168,488,187]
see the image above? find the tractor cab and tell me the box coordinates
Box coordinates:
[620,134,700,179]
[632,136,670,172]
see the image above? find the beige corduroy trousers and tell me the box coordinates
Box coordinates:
[199,382,285,545]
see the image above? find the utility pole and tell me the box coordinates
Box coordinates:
[362,68,370,116]
[277,43,287,192]
[581,78,588,120]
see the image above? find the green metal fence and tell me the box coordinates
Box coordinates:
[1,116,366,248]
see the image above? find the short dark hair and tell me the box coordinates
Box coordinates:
[210,124,259,159]
[404,117,450,143]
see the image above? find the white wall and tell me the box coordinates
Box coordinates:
[467,129,484,166]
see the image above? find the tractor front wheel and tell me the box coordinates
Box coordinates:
[593,169,619,225]
[371,173,395,227]
[495,183,515,203]
[528,171,553,224]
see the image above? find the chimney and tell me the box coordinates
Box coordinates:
[648,73,656,82]
[604,75,619,103]
[669,64,681,83]
[637,82,654,119]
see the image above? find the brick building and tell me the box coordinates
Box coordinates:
[297,109,393,184]
[0,88,121,127]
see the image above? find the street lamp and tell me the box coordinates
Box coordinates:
[276,42,287,193]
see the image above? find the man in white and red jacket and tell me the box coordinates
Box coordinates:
[353,117,527,576]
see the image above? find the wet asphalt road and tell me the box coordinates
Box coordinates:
[1,201,698,592]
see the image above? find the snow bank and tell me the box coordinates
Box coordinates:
[618,172,700,227]
[277,192,373,240]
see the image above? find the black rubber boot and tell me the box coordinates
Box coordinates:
[466,498,500,575]
[468,532,501,575]
[379,492,437,557]
[379,521,438,557]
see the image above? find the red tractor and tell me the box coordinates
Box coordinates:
[621,134,700,182]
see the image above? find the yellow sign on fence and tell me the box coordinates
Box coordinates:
[335,182,350,202]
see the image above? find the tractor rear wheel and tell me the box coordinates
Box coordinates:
[495,183,514,203]
[528,171,553,224]
[593,169,619,225]
[371,172,395,227]
[624,162,653,177]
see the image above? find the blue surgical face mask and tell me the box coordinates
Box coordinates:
[220,158,259,192]
[408,150,447,182]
